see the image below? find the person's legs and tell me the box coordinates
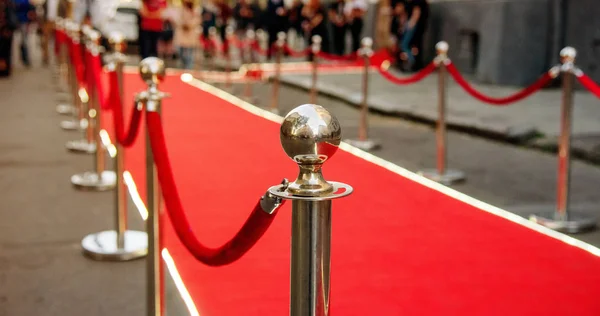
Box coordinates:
[139,29,150,59]
[350,19,363,52]
[267,28,278,60]
[401,26,415,67]
[179,47,194,69]
[333,26,345,55]
[411,28,425,71]
[19,23,30,66]
[148,31,160,57]
[0,32,14,77]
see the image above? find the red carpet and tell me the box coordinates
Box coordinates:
[105,73,600,315]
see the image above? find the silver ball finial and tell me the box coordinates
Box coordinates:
[277,32,286,46]
[280,104,341,196]
[312,35,322,45]
[108,32,126,53]
[560,47,577,63]
[280,104,341,164]
[361,37,373,49]
[436,41,449,55]
[139,57,166,86]
[246,29,255,39]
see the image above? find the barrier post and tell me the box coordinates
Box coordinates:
[138,57,168,316]
[529,47,596,233]
[225,26,234,91]
[80,31,149,261]
[55,18,74,115]
[208,27,217,71]
[310,35,321,104]
[59,21,83,130]
[418,42,466,185]
[70,30,117,191]
[64,24,96,153]
[268,104,353,316]
[243,29,255,103]
[270,32,286,114]
[346,37,380,151]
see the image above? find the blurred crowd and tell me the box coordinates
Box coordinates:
[0,0,429,77]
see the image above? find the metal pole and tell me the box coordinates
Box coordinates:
[138,57,167,316]
[243,29,255,103]
[346,38,379,151]
[89,32,105,183]
[270,32,286,114]
[310,35,321,104]
[196,26,204,81]
[290,200,331,316]
[417,42,465,185]
[225,26,234,90]
[208,27,217,71]
[268,104,353,316]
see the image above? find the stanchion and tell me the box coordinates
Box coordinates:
[418,42,466,185]
[225,26,234,90]
[59,22,86,131]
[310,35,321,105]
[268,104,353,316]
[71,30,116,190]
[346,37,380,151]
[55,18,74,115]
[208,27,217,71]
[195,26,204,81]
[242,29,256,103]
[80,31,149,260]
[137,57,168,316]
[269,32,286,114]
[529,47,597,233]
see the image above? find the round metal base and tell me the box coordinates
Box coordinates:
[529,211,597,234]
[269,108,281,115]
[60,120,81,131]
[418,169,466,186]
[82,230,148,261]
[65,140,96,154]
[345,139,381,151]
[71,171,116,191]
[56,104,74,115]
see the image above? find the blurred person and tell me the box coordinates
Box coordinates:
[328,0,346,56]
[389,0,407,69]
[301,0,329,59]
[200,0,217,57]
[40,0,59,66]
[401,0,428,71]
[158,6,175,61]
[286,0,303,50]
[264,0,287,59]
[233,0,259,37]
[13,0,35,67]
[0,0,18,76]
[139,0,166,59]
[344,0,366,53]
[214,0,232,54]
[171,0,199,69]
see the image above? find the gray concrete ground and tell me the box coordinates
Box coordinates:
[0,36,187,315]
[236,82,600,246]
[277,69,600,163]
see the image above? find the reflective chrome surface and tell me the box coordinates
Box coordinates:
[139,58,166,86]
[82,230,148,261]
[65,139,96,154]
[530,211,596,234]
[71,171,117,191]
[417,169,466,186]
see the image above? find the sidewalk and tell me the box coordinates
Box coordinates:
[277,68,600,162]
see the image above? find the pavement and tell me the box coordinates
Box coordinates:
[275,67,600,163]
[0,34,187,315]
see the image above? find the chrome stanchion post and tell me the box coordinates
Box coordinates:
[59,22,84,130]
[71,30,117,191]
[55,18,74,115]
[196,26,204,80]
[268,104,352,316]
[208,27,217,71]
[529,47,596,233]
[270,32,286,114]
[418,41,466,185]
[346,37,380,151]
[242,29,256,103]
[225,26,234,90]
[80,31,149,261]
[138,57,168,316]
[310,35,321,104]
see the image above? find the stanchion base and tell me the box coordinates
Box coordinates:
[56,104,74,115]
[82,230,148,261]
[243,96,258,105]
[417,169,466,186]
[269,108,281,115]
[60,119,80,131]
[71,171,116,191]
[529,211,597,234]
[65,140,96,154]
[345,139,381,151]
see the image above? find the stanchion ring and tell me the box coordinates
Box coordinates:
[268,182,353,201]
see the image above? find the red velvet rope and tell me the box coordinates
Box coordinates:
[69,40,85,86]
[377,61,436,85]
[146,111,281,266]
[577,72,600,99]
[446,61,553,106]
[318,51,358,61]
[283,45,310,58]
[251,41,273,56]
[107,71,143,147]
[90,54,109,110]
[54,30,65,56]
